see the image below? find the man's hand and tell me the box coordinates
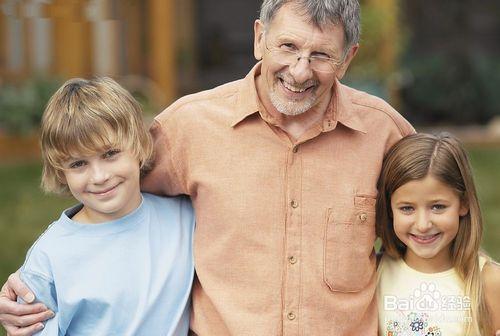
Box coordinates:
[0,272,53,336]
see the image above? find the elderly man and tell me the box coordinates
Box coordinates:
[1,0,413,335]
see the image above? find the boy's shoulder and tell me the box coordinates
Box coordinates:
[24,206,77,251]
[142,193,192,208]
[142,193,194,218]
[19,207,75,277]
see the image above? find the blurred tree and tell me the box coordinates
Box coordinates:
[0,78,61,135]
[399,0,500,125]
[347,0,404,106]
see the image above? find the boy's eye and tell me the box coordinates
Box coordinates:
[69,160,86,169]
[432,204,447,211]
[103,149,121,159]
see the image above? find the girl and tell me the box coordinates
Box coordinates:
[376,133,500,335]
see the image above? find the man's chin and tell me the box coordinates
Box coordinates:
[270,94,315,117]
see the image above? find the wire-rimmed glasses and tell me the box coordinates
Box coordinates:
[264,38,347,73]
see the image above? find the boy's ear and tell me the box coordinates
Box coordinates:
[58,172,67,185]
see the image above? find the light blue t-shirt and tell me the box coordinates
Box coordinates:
[19,193,195,336]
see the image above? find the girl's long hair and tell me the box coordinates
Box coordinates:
[376,133,491,334]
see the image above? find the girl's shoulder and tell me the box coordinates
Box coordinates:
[482,258,500,291]
[482,259,500,288]
[482,259,500,327]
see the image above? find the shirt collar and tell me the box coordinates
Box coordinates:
[330,79,367,134]
[229,63,262,127]
[230,62,367,134]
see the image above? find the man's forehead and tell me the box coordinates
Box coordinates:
[265,3,342,35]
[268,1,338,26]
[265,12,345,52]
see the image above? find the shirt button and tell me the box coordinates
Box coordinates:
[290,200,299,208]
[292,146,299,153]
[288,256,297,264]
[359,212,367,222]
[287,312,296,320]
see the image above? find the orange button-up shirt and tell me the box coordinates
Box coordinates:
[142,63,414,335]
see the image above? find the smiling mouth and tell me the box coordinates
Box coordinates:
[279,78,314,93]
[89,183,120,196]
[409,233,442,244]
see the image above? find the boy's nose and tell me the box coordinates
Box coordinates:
[89,164,110,184]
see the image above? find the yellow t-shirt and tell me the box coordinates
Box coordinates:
[377,254,487,336]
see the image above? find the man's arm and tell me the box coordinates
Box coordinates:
[0,272,53,336]
[141,119,187,196]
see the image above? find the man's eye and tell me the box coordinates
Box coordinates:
[311,52,331,60]
[103,149,121,159]
[280,43,296,51]
[69,160,86,169]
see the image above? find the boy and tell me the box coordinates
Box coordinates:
[17,77,194,335]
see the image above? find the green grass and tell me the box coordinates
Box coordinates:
[0,149,499,334]
[0,162,74,283]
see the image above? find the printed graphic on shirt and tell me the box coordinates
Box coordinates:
[385,312,441,336]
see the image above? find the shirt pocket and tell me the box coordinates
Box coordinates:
[323,196,376,292]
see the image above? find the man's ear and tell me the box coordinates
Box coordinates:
[335,43,359,80]
[254,19,265,61]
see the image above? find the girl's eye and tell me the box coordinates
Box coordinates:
[103,149,121,159]
[399,206,414,213]
[69,160,86,169]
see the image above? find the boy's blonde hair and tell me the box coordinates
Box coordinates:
[376,132,492,335]
[40,77,153,195]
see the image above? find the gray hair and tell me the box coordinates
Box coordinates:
[259,0,360,52]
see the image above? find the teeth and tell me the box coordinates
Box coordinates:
[412,234,439,241]
[282,80,306,93]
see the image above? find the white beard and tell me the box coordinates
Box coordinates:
[269,82,317,116]
[268,71,319,116]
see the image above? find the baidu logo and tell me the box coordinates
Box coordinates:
[384,282,470,312]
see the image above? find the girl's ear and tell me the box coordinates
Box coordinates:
[459,199,469,217]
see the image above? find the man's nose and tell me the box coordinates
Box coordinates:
[289,56,313,84]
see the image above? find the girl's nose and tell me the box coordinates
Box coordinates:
[415,212,433,232]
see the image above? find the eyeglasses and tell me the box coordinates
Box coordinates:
[264,38,346,73]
